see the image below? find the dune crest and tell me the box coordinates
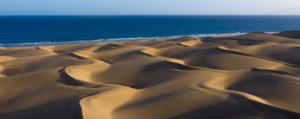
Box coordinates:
[1,32,300,119]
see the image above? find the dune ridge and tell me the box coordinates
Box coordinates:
[1,31,300,119]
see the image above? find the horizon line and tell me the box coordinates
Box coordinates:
[1,14,300,16]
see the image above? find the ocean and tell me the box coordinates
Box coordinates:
[1,15,300,47]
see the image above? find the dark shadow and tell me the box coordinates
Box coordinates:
[93,43,126,52]
[64,53,86,59]
[273,31,300,39]
[171,94,300,119]
[56,68,101,88]
[53,50,70,54]
[141,60,197,73]
[1,68,24,76]
[201,37,266,46]
[0,98,84,119]
[166,36,196,42]
[103,82,136,88]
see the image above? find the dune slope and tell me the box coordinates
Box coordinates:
[1,31,300,119]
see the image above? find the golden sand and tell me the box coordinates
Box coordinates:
[1,31,300,119]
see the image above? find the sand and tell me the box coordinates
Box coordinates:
[1,31,300,119]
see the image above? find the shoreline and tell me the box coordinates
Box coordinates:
[0,31,279,47]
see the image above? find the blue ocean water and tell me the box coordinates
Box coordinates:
[1,15,300,47]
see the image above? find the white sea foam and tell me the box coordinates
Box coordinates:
[0,32,279,47]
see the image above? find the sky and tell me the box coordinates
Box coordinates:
[0,0,300,15]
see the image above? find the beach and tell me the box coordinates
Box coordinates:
[1,31,300,119]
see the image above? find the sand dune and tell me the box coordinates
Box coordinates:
[273,31,300,39]
[1,31,300,119]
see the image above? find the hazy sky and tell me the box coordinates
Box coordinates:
[0,0,300,15]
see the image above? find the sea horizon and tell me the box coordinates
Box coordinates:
[1,15,300,47]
